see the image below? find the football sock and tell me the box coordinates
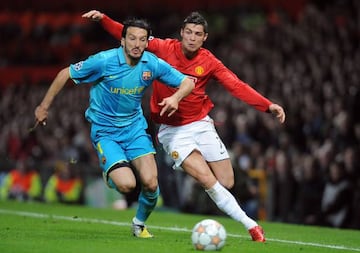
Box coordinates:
[132,217,144,226]
[205,181,257,229]
[134,186,160,224]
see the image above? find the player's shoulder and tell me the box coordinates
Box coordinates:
[148,37,179,48]
[195,47,222,67]
[143,50,174,67]
[97,48,119,58]
[198,47,217,59]
[142,51,174,72]
[142,50,161,62]
[87,48,118,63]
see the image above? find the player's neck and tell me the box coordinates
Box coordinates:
[125,55,141,66]
[182,48,198,60]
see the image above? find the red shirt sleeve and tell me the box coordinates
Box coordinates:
[100,15,123,40]
[212,59,272,112]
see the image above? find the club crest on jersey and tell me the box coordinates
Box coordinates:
[195,66,204,75]
[101,155,106,165]
[142,71,152,80]
[171,151,179,160]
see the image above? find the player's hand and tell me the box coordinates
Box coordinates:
[34,105,48,126]
[158,97,178,117]
[81,10,104,21]
[269,103,285,123]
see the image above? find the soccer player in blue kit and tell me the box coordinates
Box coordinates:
[34,18,195,238]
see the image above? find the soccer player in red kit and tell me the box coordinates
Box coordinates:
[83,10,286,242]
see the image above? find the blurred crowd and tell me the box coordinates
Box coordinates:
[0,0,359,229]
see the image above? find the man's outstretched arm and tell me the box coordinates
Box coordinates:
[82,10,123,40]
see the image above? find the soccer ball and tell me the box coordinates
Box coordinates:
[191,219,227,251]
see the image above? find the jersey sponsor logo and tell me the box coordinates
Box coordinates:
[142,71,152,80]
[171,151,179,160]
[74,61,84,71]
[195,66,204,75]
[110,86,145,95]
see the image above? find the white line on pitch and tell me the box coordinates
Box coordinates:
[0,209,359,252]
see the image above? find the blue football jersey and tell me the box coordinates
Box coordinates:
[69,47,186,127]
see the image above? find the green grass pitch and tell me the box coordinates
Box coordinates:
[0,200,359,253]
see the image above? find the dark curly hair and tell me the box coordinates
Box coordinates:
[182,12,208,33]
[121,17,152,39]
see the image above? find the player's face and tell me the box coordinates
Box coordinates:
[180,24,208,58]
[121,27,148,65]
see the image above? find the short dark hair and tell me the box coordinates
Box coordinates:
[182,12,208,33]
[121,17,152,39]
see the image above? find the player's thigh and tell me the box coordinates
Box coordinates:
[158,126,197,169]
[195,129,229,162]
[109,166,137,193]
[132,154,158,191]
[125,123,156,162]
[208,159,234,189]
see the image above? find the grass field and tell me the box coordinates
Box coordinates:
[1,200,359,253]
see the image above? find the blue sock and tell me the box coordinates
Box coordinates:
[134,186,160,223]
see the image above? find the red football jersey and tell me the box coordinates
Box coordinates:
[101,15,272,126]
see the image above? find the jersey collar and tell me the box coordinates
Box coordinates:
[117,47,150,66]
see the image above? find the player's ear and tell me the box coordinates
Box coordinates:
[203,33,208,42]
[121,37,125,47]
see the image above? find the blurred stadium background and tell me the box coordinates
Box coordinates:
[0,0,359,230]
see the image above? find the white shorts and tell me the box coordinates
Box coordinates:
[157,115,229,170]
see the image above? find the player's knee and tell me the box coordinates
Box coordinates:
[107,162,137,193]
[142,178,158,193]
[144,182,158,193]
[197,173,217,189]
[116,182,136,193]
